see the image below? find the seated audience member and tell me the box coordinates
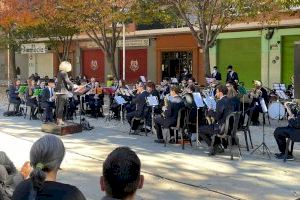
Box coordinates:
[25,79,39,120]
[0,152,31,189]
[154,86,185,143]
[100,147,144,200]
[274,102,300,161]
[8,79,22,112]
[126,82,149,131]
[199,85,234,155]
[40,79,56,123]
[12,135,86,200]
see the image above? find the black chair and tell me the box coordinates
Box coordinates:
[211,111,242,160]
[6,89,13,112]
[129,106,150,136]
[238,108,255,151]
[164,108,189,149]
[284,132,300,162]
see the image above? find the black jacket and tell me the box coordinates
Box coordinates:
[8,85,20,100]
[226,71,239,83]
[164,95,185,125]
[131,91,149,117]
[213,96,234,126]
[212,72,222,81]
[288,114,300,129]
[40,87,54,108]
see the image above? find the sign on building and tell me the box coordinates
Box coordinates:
[21,43,47,54]
[117,39,150,47]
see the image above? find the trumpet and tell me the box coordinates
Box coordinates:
[284,101,299,117]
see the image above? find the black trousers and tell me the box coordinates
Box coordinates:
[42,102,55,122]
[154,116,175,140]
[10,98,21,112]
[274,126,300,154]
[199,125,222,147]
[56,94,67,119]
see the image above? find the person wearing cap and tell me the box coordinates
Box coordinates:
[249,80,269,126]
[211,66,222,81]
[226,65,239,84]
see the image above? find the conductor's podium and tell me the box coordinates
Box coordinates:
[41,122,82,136]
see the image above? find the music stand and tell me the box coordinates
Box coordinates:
[74,84,92,124]
[251,98,271,159]
[147,96,159,134]
[192,92,205,146]
[114,96,126,123]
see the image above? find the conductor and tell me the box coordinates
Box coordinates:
[55,61,77,126]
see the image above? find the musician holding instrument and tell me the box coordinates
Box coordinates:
[154,86,185,144]
[55,61,78,126]
[40,79,56,123]
[8,79,22,113]
[88,81,104,118]
[25,79,39,120]
[249,80,269,126]
[273,101,300,161]
[199,85,234,155]
[126,82,149,132]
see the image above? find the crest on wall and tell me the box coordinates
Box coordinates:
[130,60,139,72]
[90,60,98,71]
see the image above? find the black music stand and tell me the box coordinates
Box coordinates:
[251,98,271,159]
[192,92,205,146]
[74,84,92,125]
[114,96,126,124]
[147,96,159,134]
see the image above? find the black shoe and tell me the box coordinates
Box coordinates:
[275,153,294,161]
[154,139,165,144]
[207,147,216,156]
[274,153,284,158]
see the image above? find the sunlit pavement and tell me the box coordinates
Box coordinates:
[0,113,300,200]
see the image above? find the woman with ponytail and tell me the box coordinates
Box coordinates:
[12,135,86,200]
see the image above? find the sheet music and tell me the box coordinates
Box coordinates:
[203,97,216,111]
[192,92,205,108]
[147,96,159,106]
[140,76,146,83]
[171,78,178,83]
[114,96,126,105]
[260,98,268,113]
[276,90,288,100]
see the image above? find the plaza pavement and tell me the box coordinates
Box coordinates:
[0,86,300,200]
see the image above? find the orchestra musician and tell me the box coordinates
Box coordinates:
[8,79,22,113]
[88,81,104,118]
[146,82,160,100]
[180,68,192,82]
[55,61,77,126]
[25,79,39,120]
[40,79,56,123]
[154,86,185,144]
[211,66,222,81]
[199,85,234,155]
[273,101,300,161]
[249,80,269,126]
[126,82,149,132]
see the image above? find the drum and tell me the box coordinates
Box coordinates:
[268,102,285,120]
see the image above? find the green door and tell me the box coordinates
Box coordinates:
[281,35,300,85]
[217,37,261,89]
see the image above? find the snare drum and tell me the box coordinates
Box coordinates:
[268,102,285,120]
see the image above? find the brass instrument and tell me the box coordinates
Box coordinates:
[285,101,300,117]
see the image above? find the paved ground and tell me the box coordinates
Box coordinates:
[0,86,300,200]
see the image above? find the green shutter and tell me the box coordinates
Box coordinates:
[217,37,261,89]
[281,35,300,85]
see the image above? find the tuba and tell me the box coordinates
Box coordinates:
[285,101,300,117]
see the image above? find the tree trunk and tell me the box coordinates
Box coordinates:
[106,52,118,80]
[9,47,17,81]
[203,47,211,77]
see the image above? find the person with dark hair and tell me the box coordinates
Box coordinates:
[25,79,39,120]
[146,82,160,100]
[199,85,234,155]
[226,65,239,84]
[126,82,149,132]
[8,80,22,113]
[40,79,56,123]
[12,135,86,200]
[154,86,185,143]
[100,147,144,200]
[211,66,221,81]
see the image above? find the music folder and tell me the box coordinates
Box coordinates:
[192,92,205,108]
[147,96,159,106]
[259,98,268,113]
[114,96,126,105]
[203,97,216,111]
